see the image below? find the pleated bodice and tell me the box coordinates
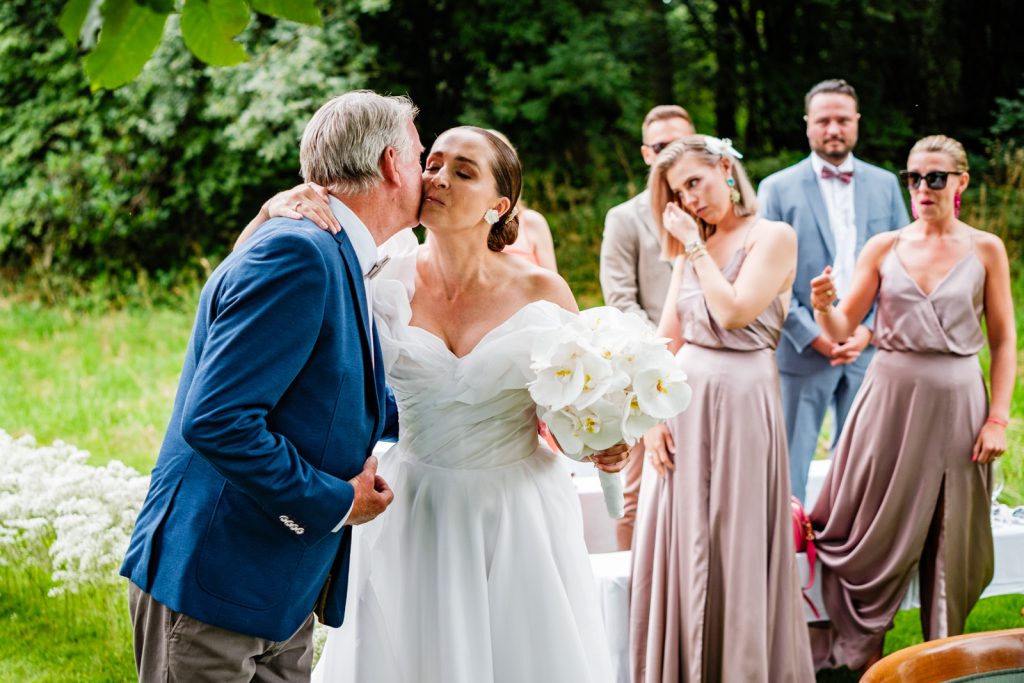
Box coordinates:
[873,236,985,355]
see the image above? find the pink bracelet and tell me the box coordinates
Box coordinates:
[986,416,1009,428]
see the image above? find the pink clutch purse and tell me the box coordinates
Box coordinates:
[791,496,820,619]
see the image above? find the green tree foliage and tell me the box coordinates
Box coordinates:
[0,0,372,280]
[60,0,322,90]
[2,0,1022,292]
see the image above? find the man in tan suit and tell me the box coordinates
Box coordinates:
[600,104,695,549]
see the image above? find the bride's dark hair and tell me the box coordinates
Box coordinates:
[450,126,522,251]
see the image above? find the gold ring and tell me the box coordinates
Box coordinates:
[293,201,302,211]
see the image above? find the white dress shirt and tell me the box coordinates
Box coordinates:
[811,153,857,298]
[328,196,379,532]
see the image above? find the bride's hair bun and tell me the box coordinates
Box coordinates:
[488,211,520,252]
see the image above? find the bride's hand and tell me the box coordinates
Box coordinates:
[266,182,340,234]
[662,203,699,245]
[642,424,675,477]
[589,442,630,473]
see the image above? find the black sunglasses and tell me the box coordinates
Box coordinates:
[898,170,963,190]
[645,140,678,155]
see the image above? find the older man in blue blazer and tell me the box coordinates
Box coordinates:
[120,91,425,682]
[758,80,909,503]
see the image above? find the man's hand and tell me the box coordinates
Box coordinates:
[346,456,394,526]
[810,334,838,359]
[830,325,872,366]
[589,442,631,473]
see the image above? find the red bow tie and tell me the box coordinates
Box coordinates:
[821,167,853,184]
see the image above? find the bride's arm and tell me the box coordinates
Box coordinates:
[235,183,340,249]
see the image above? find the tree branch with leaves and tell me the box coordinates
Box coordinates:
[59,0,322,90]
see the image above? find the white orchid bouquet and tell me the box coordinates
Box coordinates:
[528,307,693,518]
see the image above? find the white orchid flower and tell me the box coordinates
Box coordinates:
[570,351,628,410]
[620,391,660,443]
[633,359,692,420]
[576,398,627,453]
[540,408,586,456]
[528,337,596,411]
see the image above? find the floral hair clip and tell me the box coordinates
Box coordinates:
[703,136,744,160]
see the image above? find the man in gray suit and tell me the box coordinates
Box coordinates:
[600,104,695,549]
[758,79,909,503]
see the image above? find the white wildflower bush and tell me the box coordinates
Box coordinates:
[0,429,148,596]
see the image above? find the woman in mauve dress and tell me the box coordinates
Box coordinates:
[630,135,815,683]
[807,134,1016,671]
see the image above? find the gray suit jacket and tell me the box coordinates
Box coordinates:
[600,189,674,326]
[758,155,910,375]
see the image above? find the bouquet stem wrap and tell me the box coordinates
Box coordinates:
[598,470,624,519]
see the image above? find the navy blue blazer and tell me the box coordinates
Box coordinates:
[121,218,398,641]
[758,156,910,375]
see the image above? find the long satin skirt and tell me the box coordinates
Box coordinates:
[629,344,814,682]
[809,350,993,670]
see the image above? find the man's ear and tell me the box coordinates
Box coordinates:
[380,146,400,186]
[641,145,656,166]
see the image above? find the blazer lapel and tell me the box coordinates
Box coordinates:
[801,158,836,260]
[333,230,379,408]
[635,189,661,244]
[852,159,871,250]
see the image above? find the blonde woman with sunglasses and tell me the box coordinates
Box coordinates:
[806,135,1016,672]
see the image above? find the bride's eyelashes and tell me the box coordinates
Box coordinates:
[425,167,471,180]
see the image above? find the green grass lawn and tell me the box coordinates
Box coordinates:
[0,299,193,473]
[0,259,1021,681]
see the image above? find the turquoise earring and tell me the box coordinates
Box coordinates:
[726,177,741,204]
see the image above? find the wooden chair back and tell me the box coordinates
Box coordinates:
[862,629,1024,682]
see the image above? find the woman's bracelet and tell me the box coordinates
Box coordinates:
[986,416,1009,428]
[683,238,707,261]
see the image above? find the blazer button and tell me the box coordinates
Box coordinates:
[279,515,289,522]
[296,528,305,535]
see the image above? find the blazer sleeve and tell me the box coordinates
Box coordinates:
[757,178,782,222]
[761,179,823,352]
[600,206,652,323]
[181,231,354,545]
[782,295,823,353]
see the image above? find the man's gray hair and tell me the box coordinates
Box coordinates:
[300,91,419,195]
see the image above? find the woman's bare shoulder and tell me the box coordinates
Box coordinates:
[506,255,577,313]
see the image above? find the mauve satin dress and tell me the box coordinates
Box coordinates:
[809,234,994,670]
[629,246,815,683]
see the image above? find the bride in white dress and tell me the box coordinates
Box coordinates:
[258,126,624,683]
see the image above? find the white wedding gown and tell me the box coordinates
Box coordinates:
[312,233,614,683]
